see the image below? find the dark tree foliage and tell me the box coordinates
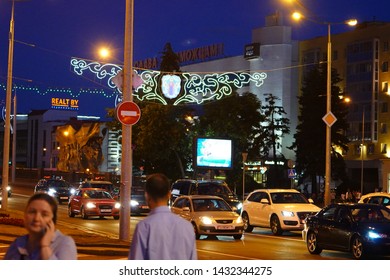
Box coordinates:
[290,63,349,194]
[260,93,290,188]
[159,42,180,72]
[196,92,264,193]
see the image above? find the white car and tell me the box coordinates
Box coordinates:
[358,192,390,208]
[242,189,321,235]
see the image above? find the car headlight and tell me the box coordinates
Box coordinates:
[48,188,57,196]
[200,216,213,225]
[368,231,388,239]
[6,186,11,191]
[130,200,139,207]
[115,202,121,209]
[236,216,243,223]
[281,211,295,217]
[236,202,243,210]
[70,188,76,195]
[86,202,96,209]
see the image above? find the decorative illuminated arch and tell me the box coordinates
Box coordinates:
[70,58,267,106]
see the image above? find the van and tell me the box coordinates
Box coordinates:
[170,179,242,212]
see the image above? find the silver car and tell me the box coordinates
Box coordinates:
[171,195,244,240]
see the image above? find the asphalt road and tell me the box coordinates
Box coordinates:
[6,183,360,260]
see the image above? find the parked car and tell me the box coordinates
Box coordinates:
[171,195,244,240]
[242,189,321,235]
[34,178,74,204]
[78,180,119,199]
[303,203,390,259]
[358,192,390,208]
[68,188,120,220]
[170,179,242,212]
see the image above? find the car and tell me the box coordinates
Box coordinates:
[358,192,390,208]
[302,203,390,259]
[241,189,321,235]
[0,177,12,197]
[170,179,242,213]
[68,188,120,220]
[34,178,74,204]
[171,195,244,240]
[78,180,119,199]
[130,185,150,215]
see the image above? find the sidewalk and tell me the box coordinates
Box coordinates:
[0,209,130,257]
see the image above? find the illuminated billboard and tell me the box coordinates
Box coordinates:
[195,137,233,169]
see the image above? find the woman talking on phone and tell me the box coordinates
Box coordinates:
[4,192,77,260]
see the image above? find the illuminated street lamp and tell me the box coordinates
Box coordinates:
[292,12,357,206]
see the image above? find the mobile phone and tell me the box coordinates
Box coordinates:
[41,226,47,235]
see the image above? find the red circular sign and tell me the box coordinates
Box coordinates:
[116,101,141,125]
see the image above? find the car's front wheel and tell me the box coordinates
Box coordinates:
[242,212,253,232]
[68,205,75,218]
[233,234,242,240]
[192,223,200,240]
[307,231,322,254]
[81,206,88,220]
[270,215,283,235]
[351,235,365,259]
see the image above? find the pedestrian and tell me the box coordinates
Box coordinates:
[4,192,77,260]
[129,173,197,260]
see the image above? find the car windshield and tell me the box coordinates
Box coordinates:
[197,183,233,195]
[192,198,232,211]
[270,192,309,204]
[47,180,69,189]
[351,206,390,222]
[84,190,112,199]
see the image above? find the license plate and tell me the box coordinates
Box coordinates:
[216,225,234,230]
[100,209,112,213]
[60,197,68,200]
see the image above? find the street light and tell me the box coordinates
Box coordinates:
[292,12,357,206]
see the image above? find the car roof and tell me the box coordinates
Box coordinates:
[361,192,390,198]
[250,189,300,194]
[177,195,224,200]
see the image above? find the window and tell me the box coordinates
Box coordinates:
[368,144,375,155]
[384,41,389,52]
[382,61,389,72]
[383,82,389,93]
[382,143,387,154]
[382,102,389,113]
[381,123,388,134]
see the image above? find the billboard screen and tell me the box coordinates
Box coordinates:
[195,137,233,169]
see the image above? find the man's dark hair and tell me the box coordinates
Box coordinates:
[145,173,170,201]
[26,192,58,224]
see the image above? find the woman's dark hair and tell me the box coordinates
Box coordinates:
[26,193,58,224]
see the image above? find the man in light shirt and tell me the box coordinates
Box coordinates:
[129,173,197,260]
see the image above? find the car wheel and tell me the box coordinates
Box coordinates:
[68,205,75,218]
[192,223,200,240]
[81,206,88,220]
[242,212,253,233]
[270,215,283,235]
[233,234,242,240]
[307,231,322,254]
[351,236,365,259]
[113,216,120,220]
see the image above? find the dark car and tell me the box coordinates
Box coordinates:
[170,179,242,212]
[34,178,74,204]
[78,180,119,200]
[303,203,390,259]
[130,186,150,215]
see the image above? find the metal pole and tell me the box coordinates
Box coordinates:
[119,0,134,241]
[11,94,16,184]
[2,0,15,210]
[242,152,248,205]
[360,108,365,195]
[324,23,332,206]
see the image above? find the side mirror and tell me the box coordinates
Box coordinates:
[308,198,314,203]
[231,206,237,212]
[260,198,270,204]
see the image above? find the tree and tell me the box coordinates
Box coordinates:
[290,63,349,194]
[260,93,290,188]
[196,91,264,193]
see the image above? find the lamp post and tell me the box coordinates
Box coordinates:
[2,0,15,210]
[118,0,134,241]
[360,108,365,195]
[292,12,357,206]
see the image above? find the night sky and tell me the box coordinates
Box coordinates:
[0,0,388,119]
